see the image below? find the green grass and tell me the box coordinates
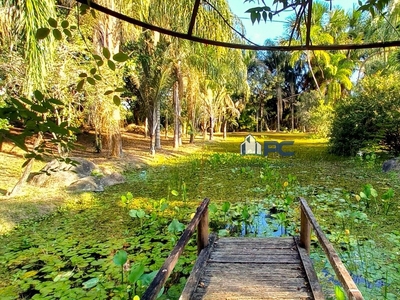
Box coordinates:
[0,133,399,299]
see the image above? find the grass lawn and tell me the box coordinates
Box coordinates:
[0,132,399,299]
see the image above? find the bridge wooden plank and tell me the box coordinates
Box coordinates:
[211,248,297,255]
[202,263,306,277]
[296,237,325,299]
[209,237,300,263]
[184,236,317,299]
[191,292,312,300]
[215,237,295,245]
[180,234,217,300]
[209,255,300,263]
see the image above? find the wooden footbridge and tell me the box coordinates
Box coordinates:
[142,198,364,300]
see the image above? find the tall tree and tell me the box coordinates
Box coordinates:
[246,51,275,132]
[359,0,400,76]
[284,2,356,103]
[92,0,124,157]
[133,31,171,155]
[260,47,293,131]
[0,0,58,196]
[0,0,56,94]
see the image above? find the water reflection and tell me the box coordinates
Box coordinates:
[223,211,288,237]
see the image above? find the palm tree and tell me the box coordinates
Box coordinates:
[260,45,294,131]
[284,2,356,103]
[359,0,400,76]
[0,0,56,94]
[0,0,57,196]
[122,0,195,153]
[172,59,183,149]
[321,52,354,103]
[134,32,172,154]
[184,64,202,143]
[92,0,125,157]
[247,52,275,132]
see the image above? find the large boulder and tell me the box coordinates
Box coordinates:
[382,158,400,172]
[29,170,81,188]
[100,172,126,187]
[41,157,96,176]
[66,173,126,193]
[67,177,104,192]
[30,157,97,187]
[29,158,125,192]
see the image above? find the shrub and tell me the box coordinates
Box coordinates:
[329,72,400,156]
[297,91,334,138]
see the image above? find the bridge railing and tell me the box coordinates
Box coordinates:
[299,197,364,300]
[141,198,210,300]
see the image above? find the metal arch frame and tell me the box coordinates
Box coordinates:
[75,0,400,51]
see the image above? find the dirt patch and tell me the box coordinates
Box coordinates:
[71,130,206,170]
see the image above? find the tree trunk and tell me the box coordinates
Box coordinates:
[189,131,194,143]
[307,51,322,96]
[0,134,4,152]
[202,114,207,140]
[165,111,168,139]
[291,101,295,131]
[149,106,156,155]
[277,83,283,132]
[178,113,182,147]
[179,124,182,146]
[95,129,102,153]
[110,131,122,157]
[188,95,195,143]
[150,134,156,156]
[110,108,122,157]
[256,110,259,132]
[215,117,221,133]
[222,118,227,140]
[173,81,180,149]
[7,132,43,196]
[209,115,214,140]
[290,80,295,131]
[145,117,148,138]
[187,91,196,143]
[155,100,161,149]
[260,101,264,132]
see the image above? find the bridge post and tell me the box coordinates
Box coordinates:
[300,204,311,254]
[197,204,209,255]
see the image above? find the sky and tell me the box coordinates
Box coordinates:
[227,0,359,45]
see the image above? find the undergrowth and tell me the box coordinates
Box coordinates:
[0,133,399,299]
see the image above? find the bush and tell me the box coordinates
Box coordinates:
[297,91,334,138]
[329,72,400,156]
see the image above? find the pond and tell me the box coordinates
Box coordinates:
[225,211,287,237]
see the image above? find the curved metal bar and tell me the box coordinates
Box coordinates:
[75,0,400,51]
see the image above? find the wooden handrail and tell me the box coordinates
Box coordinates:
[299,197,364,300]
[141,198,210,300]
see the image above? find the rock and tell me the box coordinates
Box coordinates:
[29,157,125,193]
[29,170,81,187]
[42,157,96,176]
[382,158,400,172]
[100,172,126,187]
[67,177,104,192]
[30,158,95,187]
